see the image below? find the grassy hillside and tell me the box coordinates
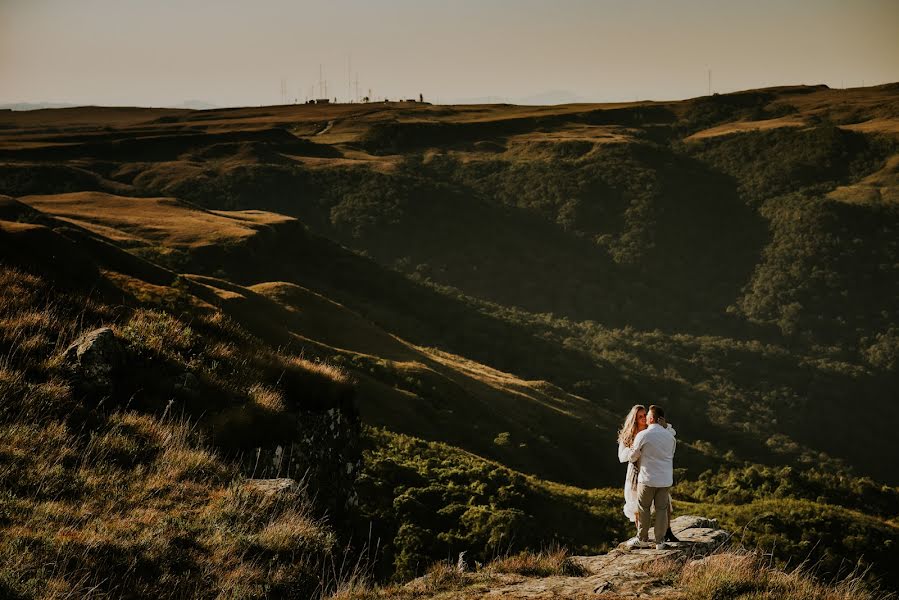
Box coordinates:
[1,84,899,593]
[0,265,352,598]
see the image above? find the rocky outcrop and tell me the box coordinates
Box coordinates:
[480,515,732,599]
[63,327,124,396]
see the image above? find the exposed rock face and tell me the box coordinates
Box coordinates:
[63,327,124,395]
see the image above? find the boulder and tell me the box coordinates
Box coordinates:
[63,327,124,394]
[612,514,730,553]
[669,515,719,532]
[243,478,302,497]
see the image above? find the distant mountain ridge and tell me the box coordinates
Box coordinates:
[1,99,218,111]
[0,101,79,111]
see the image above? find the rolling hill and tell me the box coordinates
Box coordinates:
[1,84,898,594]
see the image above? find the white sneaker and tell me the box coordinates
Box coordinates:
[626,537,652,549]
[656,543,669,550]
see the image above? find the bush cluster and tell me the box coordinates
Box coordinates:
[354,428,627,582]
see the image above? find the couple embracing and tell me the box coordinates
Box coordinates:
[617,404,678,550]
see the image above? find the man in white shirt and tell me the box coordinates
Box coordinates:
[621,404,676,549]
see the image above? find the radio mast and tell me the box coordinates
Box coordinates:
[319,65,328,99]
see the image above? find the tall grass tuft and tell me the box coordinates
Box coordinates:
[679,549,894,600]
[485,544,588,578]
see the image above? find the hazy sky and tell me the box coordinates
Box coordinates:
[3,0,898,107]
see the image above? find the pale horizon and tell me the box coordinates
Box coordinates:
[3,0,898,108]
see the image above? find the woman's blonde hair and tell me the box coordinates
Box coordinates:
[617,404,646,448]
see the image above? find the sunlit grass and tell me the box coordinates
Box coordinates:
[0,266,354,598]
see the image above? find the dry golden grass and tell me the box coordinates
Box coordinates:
[0,406,336,599]
[840,117,899,135]
[287,354,353,387]
[485,545,588,578]
[103,269,204,308]
[18,191,294,249]
[253,509,335,554]
[251,280,415,360]
[249,382,287,412]
[322,544,895,600]
[0,268,117,420]
[334,561,499,600]
[407,561,469,593]
[0,266,359,598]
[118,308,196,354]
[679,550,893,600]
[827,153,899,205]
[0,221,43,235]
[684,116,806,141]
[322,547,586,600]
[643,555,683,580]
[418,345,608,421]
[215,276,625,491]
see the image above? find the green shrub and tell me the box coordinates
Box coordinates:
[355,428,626,582]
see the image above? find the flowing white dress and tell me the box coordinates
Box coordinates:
[618,425,675,522]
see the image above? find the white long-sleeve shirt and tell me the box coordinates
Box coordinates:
[619,423,676,487]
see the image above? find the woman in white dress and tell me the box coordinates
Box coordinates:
[617,404,678,542]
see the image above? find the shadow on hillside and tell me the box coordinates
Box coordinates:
[152,153,771,341]
[0,127,339,163]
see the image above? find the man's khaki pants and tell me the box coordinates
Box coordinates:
[637,483,670,543]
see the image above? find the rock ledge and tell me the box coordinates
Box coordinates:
[482,515,731,598]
